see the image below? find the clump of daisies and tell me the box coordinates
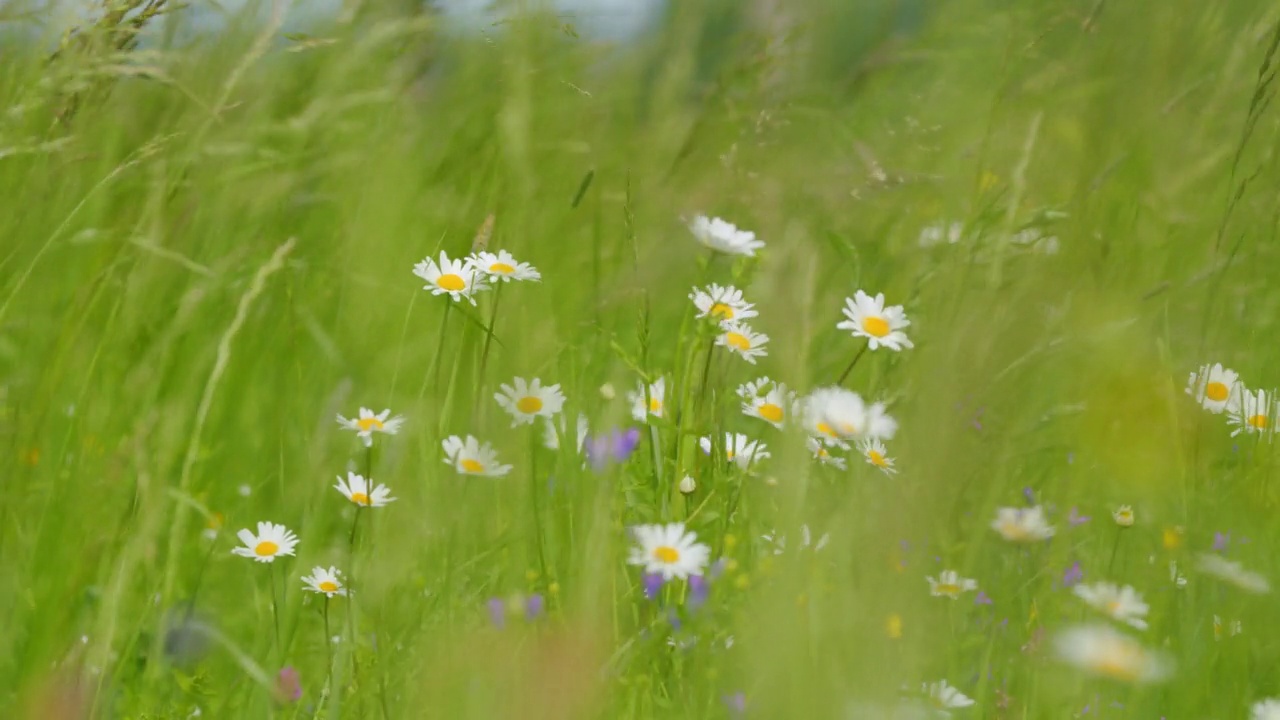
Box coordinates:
[1183,363,1280,439]
[413,250,490,305]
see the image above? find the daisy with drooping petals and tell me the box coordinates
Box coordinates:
[1252,699,1280,720]
[1073,582,1149,630]
[927,570,977,599]
[1229,388,1276,437]
[1196,553,1271,594]
[991,506,1055,543]
[628,523,711,580]
[688,214,764,257]
[413,251,489,304]
[1186,363,1240,414]
[700,433,770,471]
[336,408,405,447]
[858,438,897,475]
[738,379,795,429]
[468,250,541,282]
[302,566,347,597]
[924,679,974,711]
[442,435,513,477]
[806,437,848,469]
[690,284,758,325]
[1053,624,1171,684]
[716,321,769,364]
[628,377,666,421]
[232,522,299,563]
[334,471,396,507]
[494,377,566,427]
[836,290,913,351]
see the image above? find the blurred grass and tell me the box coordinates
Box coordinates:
[4,0,1280,717]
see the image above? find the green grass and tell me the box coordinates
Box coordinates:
[5,0,1280,717]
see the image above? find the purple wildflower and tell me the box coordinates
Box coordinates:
[688,575,710,610]
[1062,561,1083,588]
[1213,532,1230,552]
[1023,487,1036,504]
[723,692,747,717]
[974,591,993,606]
[708,558,728,580]
[586,428,642,471]
[1068,507,1091,526]
[275,667,302,703]
[642,573,665,600]
[486,598,506,629]
[524,594,545,621]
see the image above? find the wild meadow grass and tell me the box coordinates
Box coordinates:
[4,0,1280,717]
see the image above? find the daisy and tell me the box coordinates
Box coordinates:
[494,377,566,427]
[467,250,541,283]
[690,284,758,324]
[1112,505,1135,527]
[1053,624,1171,684]
[836,290,913,351]
[628,377,666,421]
[1252,700,1280,720]
[301,566,347,597]
[806,437,848,469]
[927,570,978,599]
[805,387,866,438]
[1186,363,1240,414]
[1195,553,1271,594]
[231,522,299,563]
[857,437,897,475]
[739,379,795,429]
[991,506,1055,543]
[1228,388,1276,437]
[543,413,589,452]
[924,679,974,711]
[413,251,490,304]
[700,433,770,471]
[864,401,899,440]
[628,522,711,580]
[333,471,396,507]
[688,214,764,257]
[442,435,513,477]
[335,408,405,447]
[716,321,769,364]
[1073,582,1149,630]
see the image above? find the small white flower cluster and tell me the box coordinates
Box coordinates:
[1185,362,1277,438]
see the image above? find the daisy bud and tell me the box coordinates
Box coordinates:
[679,475,697,495]
[599,383,616,400]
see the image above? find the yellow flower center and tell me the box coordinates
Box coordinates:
[710,302,734,319]
[862,316,891,338]
[1091,647,1144,682]
[935,583,960,596]
[1249,413,1269,429]
[815,422,836,438]
[319,581,339,593]
[653,546,680,564]
[757,403,784,423]
[1162,527,1183,550]
[350,492,370,506]
[437,273,466,292]
[1205,381,1229,402]
[868,450,887,467]
[254,541,279,557]
[461,458,485,473]
[885,614,903,639]
[357,417,384,432]
[725,332,751,351]
[649,398,662,413]
[516,396,544,414]
[490,262,515,274]
[1000,520,1032,541]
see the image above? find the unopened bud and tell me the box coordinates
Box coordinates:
[679,475,696,494]
[599,383,616,400]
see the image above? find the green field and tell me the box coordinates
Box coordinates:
[5,0,1280,717]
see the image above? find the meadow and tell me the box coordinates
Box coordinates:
[4,0,1280,717]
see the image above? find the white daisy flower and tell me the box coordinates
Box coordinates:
[804,387,865,438]
[688,214,764,257]
[1053,624,1171,684]
[806,437,848,469]
[1228,388,1276,437]
[1213,615,1243,641]
[1073,583,1149,630]
[690,283,758,324]
[923,679,974,711]
[858,438,897,475]
[301,566,347,597]
[627,522,711,580]
[335,407,405,447]
[1195,553,1271,594]
[413,251,490,304]
[740,380,795,429]
[700,433,770,471]
[1186,363,1241,414]
[467,250,541,282]
[442,435,513,477]
[864,402,899,440]
[1112,505,1135,527]
[543,413,589,452]
[1252,699,1280,720]
[836,290,913,352]
[628,377,666,421]
[991,506,1055,543]
[231,522,299,563]
[716,321,769,364]
[927,570,978,599]
[494,377,566,427]
[334,471,396,507]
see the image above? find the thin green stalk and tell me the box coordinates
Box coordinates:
[423,302,453,400]
[836,343,870,385]
[269,563,282,656]
[529,427,549,580]
[476,282,504,409]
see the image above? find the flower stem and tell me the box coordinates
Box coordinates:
[269,562,282,655]
[424,302,453,399]
[529,427,549,581]
[1106,527,1124,576]
[836,343,870,385]
[476,283,504,411]
[349,507,362,550]
[322,597,333,674]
